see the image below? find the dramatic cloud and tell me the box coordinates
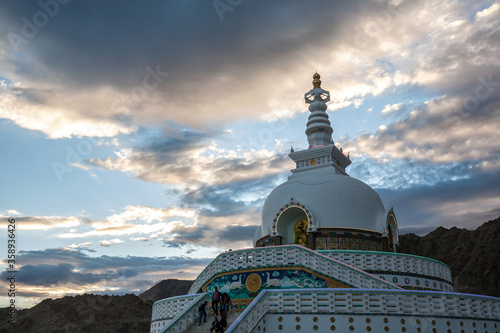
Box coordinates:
[1,248,211,285]
[177,174,282,217]
[217,225,259,243]
[98,238,124,247]
[87,131,291,187]
[13,248,210,271]
[0,84,138,138]
[348,156,472,190]
[0,248,212,305]
[1,0,498,141]
[11,263,138,286]
[93,206,196,229]
[369,166,500,233]
[55,206,196,239]
[0,215,81,230]
[0,0,373,138]
[338,0,500,167]
[381,103,406,115]
[63,242,93,251]
[47,200,260,250]
[348,94,500,164]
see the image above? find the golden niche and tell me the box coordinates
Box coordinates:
[294,219,308,246]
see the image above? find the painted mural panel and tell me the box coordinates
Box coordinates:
[206,269,328,300]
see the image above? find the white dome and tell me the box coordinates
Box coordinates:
[255,167,387,244]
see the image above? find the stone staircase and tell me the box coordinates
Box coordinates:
[184,311,240,333]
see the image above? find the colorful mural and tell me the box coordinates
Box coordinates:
[206,269,328,301]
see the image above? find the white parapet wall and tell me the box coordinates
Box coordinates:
[227,289,500,333]
[188,245,400,295]
[319,250,454,292]
[150,293,207,333]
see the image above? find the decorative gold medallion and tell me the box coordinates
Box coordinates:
[246,273,262,293]
[310,159,317,165]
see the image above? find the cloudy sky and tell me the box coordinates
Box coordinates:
[1,0,499,308]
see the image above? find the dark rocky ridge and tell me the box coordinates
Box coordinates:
[1,293,152,333]
[398,216,500,298]
[0,279,191,333]
[139,278,193,303]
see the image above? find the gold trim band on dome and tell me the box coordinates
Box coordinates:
[386,211,399,242]
[273,199,313,235]
[316,227,383,235]
[255,234,271,243]
[255,234,282,248]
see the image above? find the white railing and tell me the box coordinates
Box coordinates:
[226,289,269,333]
[188,245,400,295]
[150,293,207,333]
[319,250,452,282]
[151,294,201,322]
[227,289,500,333]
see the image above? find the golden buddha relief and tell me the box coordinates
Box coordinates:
[294,219,308,246]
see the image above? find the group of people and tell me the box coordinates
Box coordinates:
[198,287,233,333]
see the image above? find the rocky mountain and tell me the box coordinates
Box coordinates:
[398,216,500,298]
[0,280,193,333]
[139,279,193,303]
[0,293,152,333]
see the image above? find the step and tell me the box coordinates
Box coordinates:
[185,312,239,333]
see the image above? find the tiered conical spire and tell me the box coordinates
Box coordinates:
[304,73,333,148]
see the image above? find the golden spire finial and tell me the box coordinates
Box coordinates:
[312,72,321,88]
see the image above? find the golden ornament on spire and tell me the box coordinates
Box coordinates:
[312,72,321,88]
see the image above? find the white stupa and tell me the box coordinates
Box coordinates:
[149,74,500,333]
[255,73,398,252]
